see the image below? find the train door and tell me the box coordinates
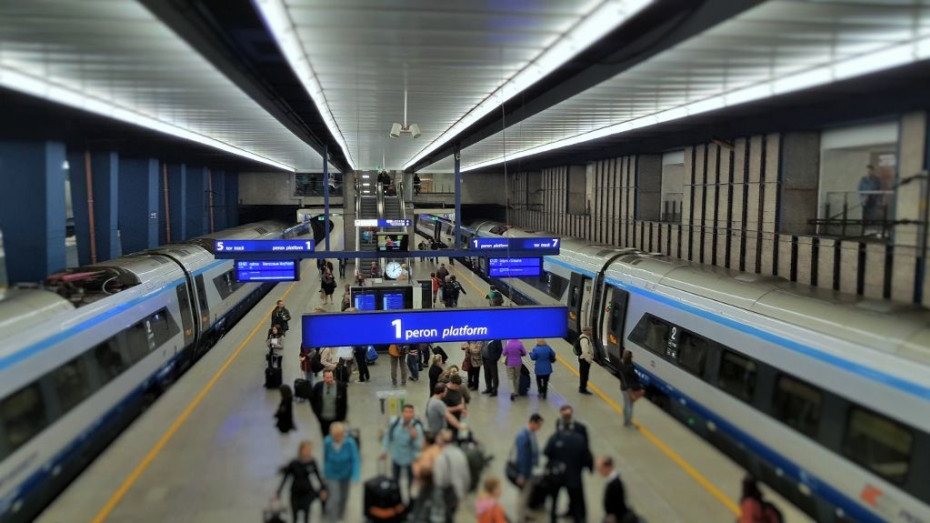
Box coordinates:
[194,274,210,331]
[600,286,629,367]
[580,278,594,332]
[175,284,195,347]
[566,272,590,338]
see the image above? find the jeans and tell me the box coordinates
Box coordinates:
[392,461,414,500]
[536,374,550,397]
[407,354,420,381]
[578,359,591,391]
[622,390,633,426]
[356,357,369,382]
[483,362,499,392]
[326,478,351,522]
[390,355,407,385]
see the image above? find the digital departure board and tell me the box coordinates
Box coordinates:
[235,260,299,282]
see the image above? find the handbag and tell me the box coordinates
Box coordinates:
[461,354,473,372]
[504,441,520,486]
[629,388,645,402]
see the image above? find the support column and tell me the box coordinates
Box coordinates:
[454,145,461,249]
[68,150,119,265]
[212,169,227,231]
[0,140,67,282]
[226,171,239,227]
[118,157,159,252]
[167,163,187,242]
[324,145,330,251]
[186,166,207,237]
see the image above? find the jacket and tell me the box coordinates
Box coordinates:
[381,416,425,466]
[309,381,348,422]
[544,430,593,489]
[578,335,595,363]
[604,474,628,521]
[275,398,295,433]
[463,342,482,368]
[277,458,325,499]
[619,362,642,392]
[514,427,539,481]
[271,307,291,331]
[554,418,589,447]
[502,339,526,367]
[320,347,339,372]
[529,344,555,376]
[476,497,507,523]
[482,340,503,363]
[323,435,360,482]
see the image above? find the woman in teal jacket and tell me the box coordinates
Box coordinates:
[529,339,556,399]
[323,422,360,522]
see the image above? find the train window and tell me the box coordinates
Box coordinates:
[772,375,822,438]
[0,382,48,458]
[149,309,179,347]
[717,350,757,402]
[212,270,242,300]
[677,332,709,376]
[122,321,151,363]
[842,408,912,484]
[628,314,671,356]
[50,357,93,413]
[93,340,127,382]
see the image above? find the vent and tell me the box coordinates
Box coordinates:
[152,257,170,265]
[256,227,267,234]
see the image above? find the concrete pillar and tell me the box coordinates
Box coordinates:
[342,171,357,249]
[0,140,67,282]
[167,163,187,242]
[636,154,662,221]
[212,169,227,231]
[185,166,207,238]
[69,150,119,265]
[226,172,239,227]
[118,157,159,253]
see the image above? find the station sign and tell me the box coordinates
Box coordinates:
[489,257,542,277]
[235,260,300,282]
[471,237,560,255]
[354,219,412,227]
[215,239,315,253]
[302,306,567,347]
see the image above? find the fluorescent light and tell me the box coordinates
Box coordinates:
[254,0,357,170]
[362,175,370,179]
[461,35,930,173]
[362,182,371,186]
[403,0,652,170]
[0,66,296,172]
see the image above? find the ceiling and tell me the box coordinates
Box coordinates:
[424,0,930,172]
[0,0,331,172]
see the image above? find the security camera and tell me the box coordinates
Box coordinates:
[389,122,421,139]
[410,123,421,139]
[390,123,402,138]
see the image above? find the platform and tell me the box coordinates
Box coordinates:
[38,256,811,523]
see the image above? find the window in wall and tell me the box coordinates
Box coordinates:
[717,349,757,402]
[772,374,822,438]
[843,407,912,484]
[567,165,588,215]
[660,150,685,223]
[295,172,343,197]
[50,357,94,413]
[0,383,48,459]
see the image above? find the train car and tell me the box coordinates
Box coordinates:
[0,220,308,523]
[466,219,930,523]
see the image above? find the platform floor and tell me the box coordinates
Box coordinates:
[39,256,811,523]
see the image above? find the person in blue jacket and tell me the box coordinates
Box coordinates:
[529,339,556,399]
[323,422,360,522]
[514,413,544,487]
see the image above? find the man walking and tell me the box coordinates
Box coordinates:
[596,455,629,523]
[388,344,408,387]
[309,370,348,438]
[545,424,593,523]
[381,404,424,500]
[271,300,292,333]
[576,326,595,395]
[481,339,503,396]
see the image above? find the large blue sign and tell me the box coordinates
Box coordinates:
[301,306,567,347]
[215,239,315,253]
[489,257,542,277]
[471,237,560,254]
[235,260,299,282]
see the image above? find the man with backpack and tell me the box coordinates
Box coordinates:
[442,276,466,308]
[486,285,504,307]
[380,404,424,501]
[574,326,595,395]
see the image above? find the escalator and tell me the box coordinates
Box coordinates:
[381,180,409,280]
[356,188,380,278]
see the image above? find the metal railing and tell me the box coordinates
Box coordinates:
[813,189,895,240]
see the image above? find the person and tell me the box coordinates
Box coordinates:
[502,338,527,401]
[462,341,482,391]
[577,327,595,395]
[338,257,347,279]
[340,284,351,311]
[275,384,296,434]
[430,272,440,305]
[309,370,348,439]
[277,440,327,523]
[370,260,381,279]
[320,346,339,374]
[425,383,461,439]
[419,342,431,369]
[381,404,425,499]
[397,263,411,281]
[317,258,327,280]
[272,300,291,333]
[413,173,422,195]
[544,424,593,523]
[555,405,590,448]
[618,350,642,428]
[485,285,504,307]
[389,343,408,386]
[321,269,337,304]
[529,339,556,399]
[858,164,884,225]
[299,345,317,385]
[436,263,449,283]
[449,275,466,307]
[476,477,507,523]
[739,475,766,523]
[432,429,471,519]
[428,355,444,400]
[267,324,285,352]
[596,456,628,523]
[323,422,360,522]
[442,374,468,422]
[407,343,421,382]
[481,339,502,396]
[514,414,544,487]
[353,345,370,383]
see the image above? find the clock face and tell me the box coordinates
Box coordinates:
[385,262,403,279]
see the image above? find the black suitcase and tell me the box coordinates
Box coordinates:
[334,363,350,384]
[265,366,282,389]
[518,364,531,396]
[294,378,312,401]
[363,467,405,522]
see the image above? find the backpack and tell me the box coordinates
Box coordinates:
[388,344,400,357]
[309,350,324,373]
[763,501,784,523]
[572,336,583,357]
[490,290,503,306]
[388,417,423,443]
[443,281,456,298]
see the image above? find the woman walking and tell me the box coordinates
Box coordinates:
[277,440,327,523]
[618,350,643,427]
[323,422,361,522]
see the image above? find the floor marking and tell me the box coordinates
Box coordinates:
[451,264,741,516]
[91,275,305,523]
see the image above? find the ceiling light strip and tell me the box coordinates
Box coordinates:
[462,36,930,172]
[254,0,357,170]
[0,66,296,172]
[404,0,652,170]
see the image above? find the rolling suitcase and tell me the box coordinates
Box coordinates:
[518,364,531,396]
[265,366,282,389]
[363,462,405,522]
[294,378,312,401]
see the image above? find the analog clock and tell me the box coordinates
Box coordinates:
[385,261,403,279]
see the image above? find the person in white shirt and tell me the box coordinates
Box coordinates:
[578,326,595,395]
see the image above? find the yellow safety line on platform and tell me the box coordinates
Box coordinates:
[92,272,306,523]
[450,265,741,516]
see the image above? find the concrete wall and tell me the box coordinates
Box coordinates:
[238,172,293,205]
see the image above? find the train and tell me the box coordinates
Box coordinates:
[416,214,930,523]
[0,218,334,523]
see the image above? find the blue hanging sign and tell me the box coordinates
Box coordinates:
[235,260,300,282]
[301,306,567,347]
[215,239,315,253]
[471,237,560,254]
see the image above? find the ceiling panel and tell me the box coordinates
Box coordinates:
[425,0,930,172]
[0,0,329,172]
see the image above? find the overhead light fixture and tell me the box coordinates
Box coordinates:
[254,0,356,170]
[362,174,370,179]
[390,88,421,139]
[462,35,930,172]
[362,182,370,186]
[404,0,652,170]
[0,66,296,172]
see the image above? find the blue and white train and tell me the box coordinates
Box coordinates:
[434,217,930,523]
[0,219,331,522]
